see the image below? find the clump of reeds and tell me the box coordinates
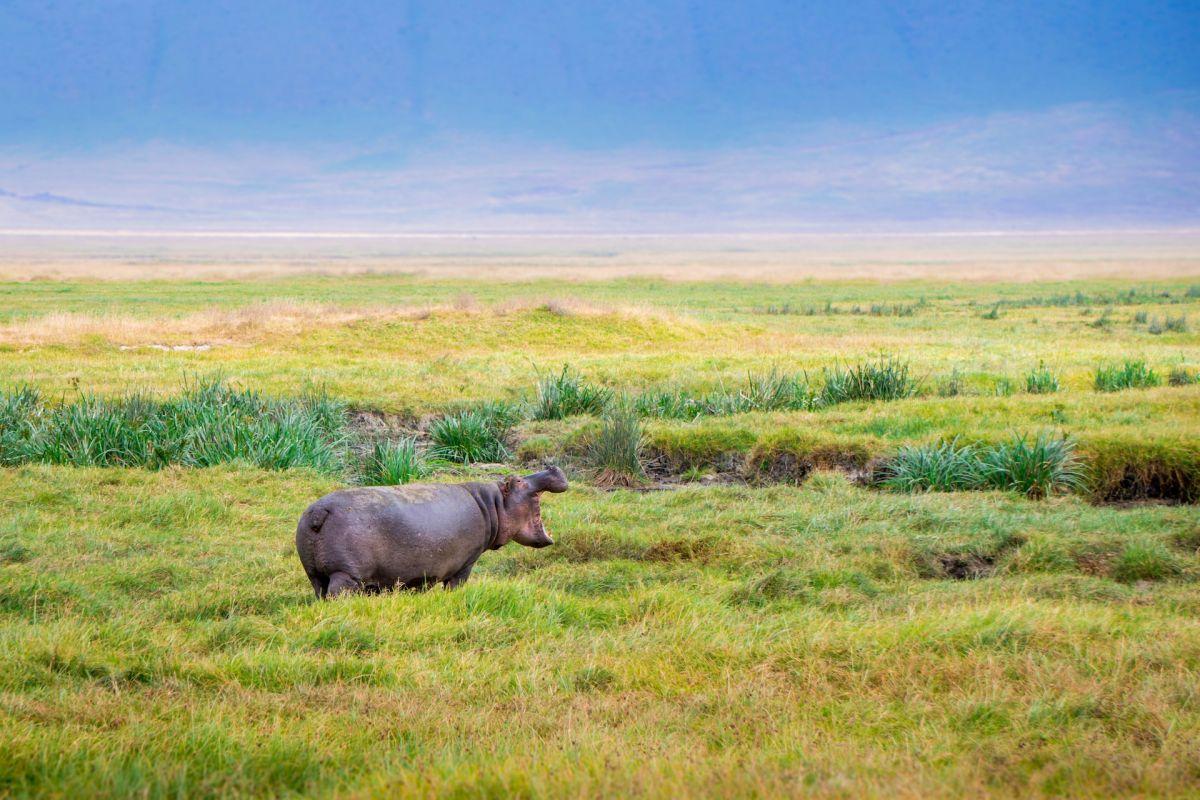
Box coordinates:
[429,402,520,464]
[817,356,919,405]
[0,378,350,474]
[1094,361,1160,392]
[530,366,613,420]
[1168,366,1197,387]
[361,437,438,485]
[881,434,1082,499]
[586,407,645,487]
[1024,363,1060,394]
[632,369,812,420]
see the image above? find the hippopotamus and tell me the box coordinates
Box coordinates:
[295,466,568,598]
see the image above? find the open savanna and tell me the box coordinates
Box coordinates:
[2,256,1200,798]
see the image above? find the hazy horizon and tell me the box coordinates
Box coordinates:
[2,2,1198,233]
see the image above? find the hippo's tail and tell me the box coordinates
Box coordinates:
[296,503,332,596]
[303,503,331,535]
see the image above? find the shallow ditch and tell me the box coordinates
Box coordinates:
[348,414,1198,506]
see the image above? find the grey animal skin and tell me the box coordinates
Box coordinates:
[296,466,568,598]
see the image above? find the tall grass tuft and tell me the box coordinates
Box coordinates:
[1168,366,1197,386]
[0,379,350,474]
[975,435,1083,499]
[746,370,811,409]
[817,356,919,406]
[992,377,1015,397]
[880,439,980,492]
[1094,361,1161,392]
[429,402,518,463]
[936,369,964,397]
[881,434,1082,499]
[1024,363,1060,394]
[0,385,44,465]
[633,369,812,419]
[361,437,437,485]
[530,366,613,420]
[586,408,645,486]
[1147,315,1186,335]
[632,386,709,420]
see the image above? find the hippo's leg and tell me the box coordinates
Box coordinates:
[443,562,475,589]
[307,572,328,599]
[325,572,361,599]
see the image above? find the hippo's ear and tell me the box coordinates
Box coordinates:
[525,465,568,493]
[500,474,526,499]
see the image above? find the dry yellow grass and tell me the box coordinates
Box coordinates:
[0,297,682,347]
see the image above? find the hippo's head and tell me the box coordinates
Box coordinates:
[498,466,569,548]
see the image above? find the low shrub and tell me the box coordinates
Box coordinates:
[1094,361,1160,392]
[1147,315,1188,335]
[1165,315,1188,333]
[992,377,1016,397]
[632,387,709,420]
[740,370,813,413]
[530,366,612,420]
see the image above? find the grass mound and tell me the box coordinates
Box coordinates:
[1082,436,1200,504]
[911,529,1026,580]
[641,423,757,475]
[744,430,874,485]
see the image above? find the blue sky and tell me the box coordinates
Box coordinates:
[1,1,1198,231]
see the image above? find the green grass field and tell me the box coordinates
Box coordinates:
[2,269,1199,797]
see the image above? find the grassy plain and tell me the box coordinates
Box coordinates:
[1,237,1199,797]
